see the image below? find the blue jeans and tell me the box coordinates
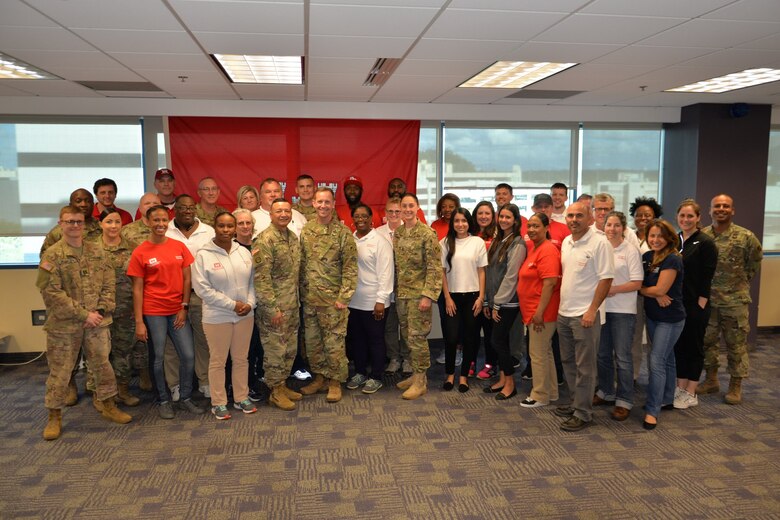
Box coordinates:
[145,314,195,403]
[645,318,684,418]
[597,312,636,409]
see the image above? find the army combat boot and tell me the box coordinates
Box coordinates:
[65,377,78,406]
[402,372,428,400]
[92,392,104,412]
[281,385,303,402]
[326,379,342,403]
[724,377,742,405]
[117,382,141,407]
[100,398,132,424]
[396,374,414,391]
[269,385,296,411]
[43,409,62,441]
[300,373,327,395]
[138,366,153,392]
[696,368,720,395]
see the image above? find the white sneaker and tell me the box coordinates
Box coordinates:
[199,384,211,399]
[674,390,698,409]
[674,386,684,400]
[385,359,401,373]
[170,385,180,402]
[455,350,463,367]
[293,369,312,381]
[401,359,412,374]
[436,350,446,364]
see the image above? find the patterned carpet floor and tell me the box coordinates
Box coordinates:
[1,334,779,519]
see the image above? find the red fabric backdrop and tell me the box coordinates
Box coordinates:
[168,117,421,210]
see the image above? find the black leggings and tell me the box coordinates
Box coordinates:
[674,302,710,380]
[491,307,521,376]
[442,292,480,377]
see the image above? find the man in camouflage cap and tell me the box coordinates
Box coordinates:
[299,188,358,403]
[37,205,132,440]
[699,194,763,405]
[254,198,304,410]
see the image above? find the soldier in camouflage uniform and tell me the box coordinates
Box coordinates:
[299,188,358,403]
[40,188,102,255]
[393,193,442,400]
[699,194,763,404]
[98,209,141,407]
[293,174,318,221]
[195,177,228,228]
[254,199,303,410]
[37,206,132,440]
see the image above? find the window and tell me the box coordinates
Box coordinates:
[764,129,780,251]
[416,125,439,222]
[580,126,663,215]
[0,120,144,265]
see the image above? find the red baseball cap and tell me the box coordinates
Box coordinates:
[155,168,175,180]
[344,175,363,188]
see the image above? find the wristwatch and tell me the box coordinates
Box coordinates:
[182,303,190,310]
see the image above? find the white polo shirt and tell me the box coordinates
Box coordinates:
[559,227,615,317]
[251,206,307,238]
[591,223,640,250]
[166,218,215,258]
[605,240,643,314]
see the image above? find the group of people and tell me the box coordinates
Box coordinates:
[37,171,762,440]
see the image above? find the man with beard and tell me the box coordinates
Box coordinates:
[377,177,426,225]
[336,176,381,231]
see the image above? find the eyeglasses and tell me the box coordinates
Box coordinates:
[199,187,219,192]
[60,220,85,226]
[593,207,612,213]
[353,214,371,221]
[176,206,197,212]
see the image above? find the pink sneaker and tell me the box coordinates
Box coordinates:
[476,364,496,380]
[468,362,476,378]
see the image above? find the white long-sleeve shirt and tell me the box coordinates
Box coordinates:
[251,206,307,238]
[192,239,256,324]
[349,229,394,311]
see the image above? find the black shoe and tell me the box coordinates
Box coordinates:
[521,367,532,380]
[442,381,454,391]
[554,405,575,417]
[458,383,469,393]
[496,389,517,401]
[483,385,503,394]
[248,389,264,402]
[642,420,657,430]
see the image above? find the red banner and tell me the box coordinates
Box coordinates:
[168,117,421,210]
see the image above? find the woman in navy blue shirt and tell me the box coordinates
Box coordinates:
[640,220,685,430]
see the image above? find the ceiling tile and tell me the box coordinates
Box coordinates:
[134,69,228,87]
[639,19,780,48]
[493,97,558,105]
[679,48,780,69]
[505,41,621,62]
[310,4,438,37]
[25,0,183,30]
[72,29,201,53]
[448,0,589,11]
[425,9,566,41]
[532,63,658,91]
[0,1,58,27]
[234,84,304,100]
[394,59,486,77]
[408,38,520,60]
[192,32,303,55]
[312,0,444,6]
[47,68,146,82]
[0,79,102,97]
[593,45,717,67]
[0,26,95,52]
[307,72,368,88]
[308,58,377,74]
[110,52,216,71]
[581,0,733,18]
[433,87,508,104]
[703,0,780,22]
[738,32,780,51]
[170,0,303,33]
[8,50,124,70]
[0,82,36,96]
[534,14,687,45]
[309,35,415,58]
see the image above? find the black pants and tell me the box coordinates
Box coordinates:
[347,308,387,378]
[475,311,496,367]
[674,302,710,380]
[491,307,521,376]
[442,292,480,377]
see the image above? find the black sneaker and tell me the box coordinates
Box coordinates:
[248,389,264,402]
[521,367,533,380]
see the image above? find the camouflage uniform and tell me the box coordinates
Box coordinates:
[102,237,136,384]
[40,219,102,255]
[37,239,117,409]
[120,219,152,248]
[702,223,762,377]
[196,203,228,228]
[253,226,301,388]
[393,221,442,372]
[293,203,317,222]
[300,219,357,383]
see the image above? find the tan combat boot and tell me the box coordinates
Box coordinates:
[396,374,414,391]
[402,372,428,400]
[724,377,742,405]
[138,366,153,392]
[65,377,78,406]
[100,397,132,424]
[281,385,303,402]
[300,373,327,395]
[43,409,62,441]
[117,381,141,407]
[696,367,720,395]
[326,379,342,403]
[92,392,104,412]
[269,385,296,411]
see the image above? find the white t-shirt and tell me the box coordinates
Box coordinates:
[349,229,394,311]
[591,223,640,250]
[251,206,307,238]
[551,212,566,224]
[605,240,644,314]
[440,235,488,294]
[559,228,615,317]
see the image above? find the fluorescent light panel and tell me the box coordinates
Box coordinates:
[459,61,577,89]
[0,52,58,80]
[213,54,303,84]
[666,68,780,93]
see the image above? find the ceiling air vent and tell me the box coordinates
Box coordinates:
[363,58,402,87]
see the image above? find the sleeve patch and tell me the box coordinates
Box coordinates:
[39,260,54,272]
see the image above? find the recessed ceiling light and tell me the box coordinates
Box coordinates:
[212,54,303,85]
[666,68,780,93]
[0,52,58,80]
[459,61,577,89]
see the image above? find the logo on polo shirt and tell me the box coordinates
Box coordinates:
[148,257,158,266]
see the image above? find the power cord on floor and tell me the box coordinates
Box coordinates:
[0,351,45,366]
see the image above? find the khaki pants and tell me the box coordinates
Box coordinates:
[528,321,559,404]
[203,318,253,407]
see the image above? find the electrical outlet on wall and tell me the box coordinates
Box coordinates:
[31,310,46,326]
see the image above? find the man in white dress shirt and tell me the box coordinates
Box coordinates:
[251,178,307,237]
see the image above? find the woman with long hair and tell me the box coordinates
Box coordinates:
[99,209,141,407]
[517,212,560,408]
[440,208,487,392]
[594,211,644,421]
[673,199,718,409]
[483,204,527,400]
[640,219,685,430]
[236,185,261,212]
[473,201,498,380]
